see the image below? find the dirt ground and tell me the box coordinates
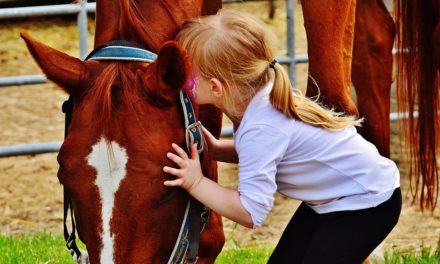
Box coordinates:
[0,1,439,256]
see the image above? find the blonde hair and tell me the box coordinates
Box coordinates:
[176,9,362,130]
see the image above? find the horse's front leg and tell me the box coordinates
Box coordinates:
[352,0,395,157]
[302,0,358,116]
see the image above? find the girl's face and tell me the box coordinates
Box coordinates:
[192,76,215,105]
[186,67,221,105]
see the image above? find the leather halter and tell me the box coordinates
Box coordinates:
[62,40,208,263]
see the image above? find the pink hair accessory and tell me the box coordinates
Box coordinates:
[185,75,197,100]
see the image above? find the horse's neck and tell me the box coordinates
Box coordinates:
[94,0,203,52]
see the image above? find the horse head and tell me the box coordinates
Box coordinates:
[20,1,224,262]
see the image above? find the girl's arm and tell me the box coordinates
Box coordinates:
[202,126,238,163]
[188,176,253,228]
[210,138,238,163]
[163,143,253,228]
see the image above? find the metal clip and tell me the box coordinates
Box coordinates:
[185,121,204,154]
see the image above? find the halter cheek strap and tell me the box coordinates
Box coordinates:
[180,91,204,154]
[61,98,83,261]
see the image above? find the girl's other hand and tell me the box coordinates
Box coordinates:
[201,125,219,160]
[163,143,204,191]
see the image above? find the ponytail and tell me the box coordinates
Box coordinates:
[177,9,362,130]
[269,64,362,130]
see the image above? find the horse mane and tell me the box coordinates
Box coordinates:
[117,0,183,52]
[395,0,439,211]
[118,0,163,51]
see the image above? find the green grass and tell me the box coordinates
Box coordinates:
[383,245,440,264]
[0,233,439,264]
[0,233,76,264]
[216,246,272,263]
[217,245,440,264]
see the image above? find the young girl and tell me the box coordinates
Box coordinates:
[163,9,401,263]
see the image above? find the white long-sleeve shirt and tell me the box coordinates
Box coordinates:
[234,82,400,228]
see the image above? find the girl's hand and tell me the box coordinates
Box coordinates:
[163,143,204,191]
[201,125,220,160]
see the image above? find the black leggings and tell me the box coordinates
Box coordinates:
[267,188,402,264]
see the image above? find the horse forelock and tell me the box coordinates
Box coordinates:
[83,62,148,131]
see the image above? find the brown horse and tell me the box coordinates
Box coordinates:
[303,0,439,211]
[21,0,224,263]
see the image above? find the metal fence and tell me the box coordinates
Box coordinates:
[0,0,300,87]
[0,1,409,157]
[0,0,300,157]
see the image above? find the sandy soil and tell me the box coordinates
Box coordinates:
[0,1,439,256]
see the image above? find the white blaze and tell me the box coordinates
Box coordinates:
[87,138,128,264]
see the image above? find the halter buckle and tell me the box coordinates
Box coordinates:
[185,121,204,154]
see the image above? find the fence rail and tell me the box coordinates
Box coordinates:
[0,0,404,157]
[0,0,298,87]
[0,0,298,156]
[0,112,414,157]
[0,2,96,19]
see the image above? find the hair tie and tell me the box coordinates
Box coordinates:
[269,59,277,69]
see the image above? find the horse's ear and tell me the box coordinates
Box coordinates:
[139,41,190,107]
[155,41,190,93]
[20,32,85,95]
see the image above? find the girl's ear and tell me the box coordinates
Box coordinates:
[209,78,224,98]
[20,32,85,95]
